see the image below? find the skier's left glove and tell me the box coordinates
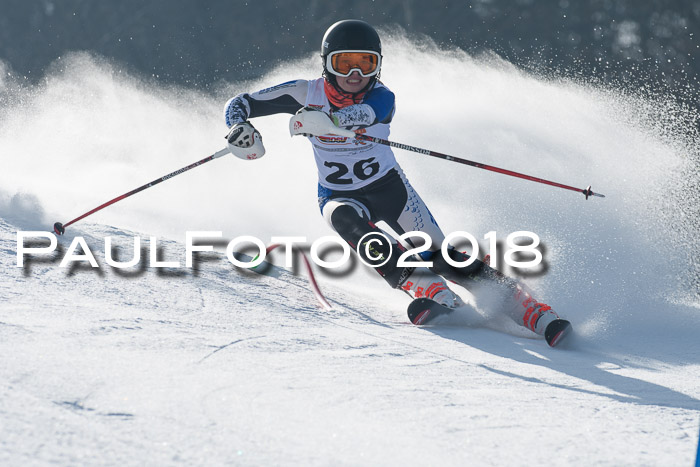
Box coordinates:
[289,107,356,138]
[226,121,265,160]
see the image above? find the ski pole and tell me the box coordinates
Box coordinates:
[53,148,229,235]
[263,244,332,310]
[355,134,605,200]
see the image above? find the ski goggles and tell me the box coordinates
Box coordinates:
[326,50,381,77]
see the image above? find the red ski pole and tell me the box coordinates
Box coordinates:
[53,148,229,235]
[355,134,605,200]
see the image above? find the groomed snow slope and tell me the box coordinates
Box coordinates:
[0,221,700,465]
[2,218,699,466]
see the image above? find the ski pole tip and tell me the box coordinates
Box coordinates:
[583,186,605,200]
[53,222,65,236]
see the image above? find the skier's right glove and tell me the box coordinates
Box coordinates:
[225,121,265,160]
[289,107,356,138]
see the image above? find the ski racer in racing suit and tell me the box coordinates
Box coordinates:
[223,20,570,346]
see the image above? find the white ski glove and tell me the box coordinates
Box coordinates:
[226,121,265,160]
[289,107,356,138]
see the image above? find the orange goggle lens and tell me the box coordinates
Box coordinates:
[329,52,379,77]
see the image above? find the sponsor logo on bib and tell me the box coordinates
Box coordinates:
[317,135,349,144]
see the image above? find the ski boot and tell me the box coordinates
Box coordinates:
[402,269,464,325]
[401,269,463,307]
[520,296,571,347]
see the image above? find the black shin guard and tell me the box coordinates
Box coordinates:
[329,204,413,288]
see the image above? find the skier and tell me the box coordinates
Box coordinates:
[223,19,571,346]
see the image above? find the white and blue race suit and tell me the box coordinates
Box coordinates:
[224,77,448,287]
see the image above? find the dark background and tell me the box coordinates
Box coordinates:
[1,0,698,103]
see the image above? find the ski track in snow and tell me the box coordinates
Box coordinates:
[2,218,699,466]
[1,42,700,465]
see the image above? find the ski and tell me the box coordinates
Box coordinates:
[407,297,454,325]
[408,298,573,348]
[544,319,572,347]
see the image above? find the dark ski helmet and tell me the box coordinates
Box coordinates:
[321,20,382,88]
